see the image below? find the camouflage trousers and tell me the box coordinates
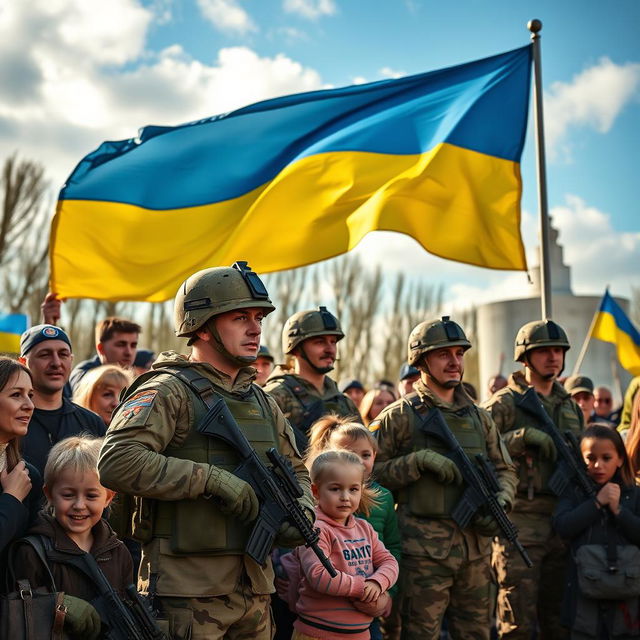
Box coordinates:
[156,589,273,639]
[397,550,495,640]
[492,510,569,640]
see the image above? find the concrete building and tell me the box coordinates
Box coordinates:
[477,224,631,402]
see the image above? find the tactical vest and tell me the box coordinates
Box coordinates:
[125,366,280,556]
[282,375,353,432]
[401,393,487,518]
[510,390,582,498]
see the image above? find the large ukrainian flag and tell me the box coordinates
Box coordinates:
[52,45,532,302]
[592,291,640,376]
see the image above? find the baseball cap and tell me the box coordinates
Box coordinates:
[134,349,155,368]
[338,378,364,394]
[20,324,72,356]
[564,375,594,396]
[398,363,420,381]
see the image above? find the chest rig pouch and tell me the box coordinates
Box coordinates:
[403,393,487,518]
[143,368,280,556]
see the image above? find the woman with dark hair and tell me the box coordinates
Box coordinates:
[0,357,43,559]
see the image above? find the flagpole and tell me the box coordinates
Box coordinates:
[528,19,553,320]
[572,300,602,376]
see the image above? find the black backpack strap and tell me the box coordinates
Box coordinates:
[7,534,57,593]
[119,365,221,411]
[404,391,429,418]
[281,376,321,413]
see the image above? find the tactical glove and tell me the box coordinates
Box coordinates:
[472,513,501,538]
[275,506,314,548]
[62,595,101,639]
[205,465,259,524]
[415,450,462,485]
[523,427,557,460]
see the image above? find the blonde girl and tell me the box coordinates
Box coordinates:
[73,365,132,427]
[308,416,402,640]
[281,449,398,640]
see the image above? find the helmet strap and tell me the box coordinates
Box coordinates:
[205,318,257,368]
[298,343,334,375]
[419,355,463,390]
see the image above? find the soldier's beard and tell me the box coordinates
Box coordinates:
[299,345,334,374]
[205,319,257,368]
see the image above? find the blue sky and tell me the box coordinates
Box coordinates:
[1,0,638,306]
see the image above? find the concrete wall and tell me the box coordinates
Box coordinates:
[476,295,632,403]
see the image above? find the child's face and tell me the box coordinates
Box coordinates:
[45,470,115,543]
[312,463,363,525]
[581,437,623,485]
[329,433,376,478]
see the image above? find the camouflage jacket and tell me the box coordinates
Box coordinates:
[98,351,313,597]
[264,367,361,431]
[482,370,584,513]
[372,380,517,560]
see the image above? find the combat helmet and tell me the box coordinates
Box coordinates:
[174,261,275,337]
[407,316,471,367]
[514,319,570,362]
[282,306,344,355]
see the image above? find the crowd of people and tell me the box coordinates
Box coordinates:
[1,260,640,640]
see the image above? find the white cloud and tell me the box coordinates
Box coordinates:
[544,57,640,160]
[379,66,405,79]
[550,195,640,296]
[196,0,257,35]
[283,0,336,20]
[0,1,324,188]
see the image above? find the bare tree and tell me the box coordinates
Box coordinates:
[0,155,51,322]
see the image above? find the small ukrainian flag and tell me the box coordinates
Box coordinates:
[592,290,640,376]
[0,313,29,354]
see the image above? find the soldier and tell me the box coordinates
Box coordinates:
[264,306,361,452]
[372,316,517,640]
[253,345,274,387]
[483,319,584,639]
[98,262,314,640]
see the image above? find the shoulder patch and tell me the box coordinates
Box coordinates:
[121,389,158,420]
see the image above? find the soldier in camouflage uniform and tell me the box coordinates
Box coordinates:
[372,316,517,640]
[482,320,584,639]
[264,306,361,452]
[98,262,314,640]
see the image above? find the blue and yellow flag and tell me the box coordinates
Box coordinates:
[52,45,532,302]
[0,313,28,354]
[592,290,640,376]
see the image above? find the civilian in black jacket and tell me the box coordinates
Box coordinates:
[553,425,640,639]
[18,325,105,476]
[0,358,43,586]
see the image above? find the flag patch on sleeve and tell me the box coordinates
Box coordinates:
[121,389,158,420]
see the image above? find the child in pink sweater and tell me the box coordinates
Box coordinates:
[281,449,399,640]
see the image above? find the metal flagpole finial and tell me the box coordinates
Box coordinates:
[527,19,542,36]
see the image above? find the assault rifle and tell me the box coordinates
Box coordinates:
[44,546,167,640]
[515,387,595,499]
[197,397,337,577]
[419,407,532,568]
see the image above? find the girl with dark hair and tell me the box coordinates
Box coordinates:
[0,357,43,561]
[553,425,640,638]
